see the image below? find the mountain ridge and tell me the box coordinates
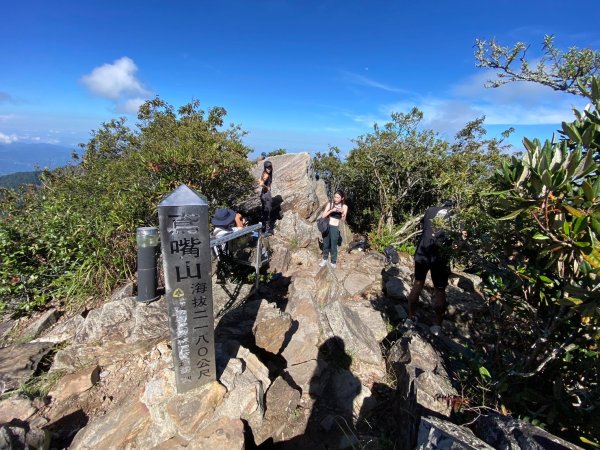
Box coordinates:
[0,142,75,176]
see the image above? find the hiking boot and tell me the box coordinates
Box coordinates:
[319,259,328,267]
[330,263,337,269]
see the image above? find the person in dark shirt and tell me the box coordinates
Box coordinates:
[258,160,274,236]
[407,200,463,333]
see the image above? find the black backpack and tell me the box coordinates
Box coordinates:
[384,246,400,264]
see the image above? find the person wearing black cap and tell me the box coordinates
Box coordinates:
[258,160,274,236]
[407,200,463,334]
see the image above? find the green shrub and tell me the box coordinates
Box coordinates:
[0,99,255,314]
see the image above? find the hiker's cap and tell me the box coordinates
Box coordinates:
[264,160,273,169]
[211,208,236,226]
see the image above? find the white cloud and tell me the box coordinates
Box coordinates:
[0,132,18,144]
[116,97,146,114]
[341,71,411,94]
[81,57,150,100]
[451,69,587,124]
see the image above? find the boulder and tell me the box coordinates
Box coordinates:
[472,413,585,450]
[0,423,50,450]
[73,297,168,345]
[252,300,293,354]
[0,396,37,423]
[246,153,328,220]
[21,309,60,341]
[387,331,457,417]
[276,211,321,248]
[49,365,100,403]
[0,342,55,394]
[417,415,494,450]
[33,313,85,344]
[322,301,383,368]
[70,399,151,449]
[254,375,302,445]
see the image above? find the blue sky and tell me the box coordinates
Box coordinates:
[1,0,598,159]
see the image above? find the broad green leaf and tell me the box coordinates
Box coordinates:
[584,109,600,125]
[593,176,600,197]
[582,180,595,202]
[479,366,491,380]
[563,204,585,218]
[574,148,597,179]
[532,233,550,240]
[538,275,553,284]
[573,215,587,234]
[562,123,582,143]
[581,125,594,147]
[541,170,552,188]
[592,218,600,237]
[574,241,591,248]
[498,208,525,220]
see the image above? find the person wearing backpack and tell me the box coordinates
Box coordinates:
[319,190,348,269]
[407,200,463,334]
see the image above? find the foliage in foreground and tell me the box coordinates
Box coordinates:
[472,77,600,445]
[313,109,507,257]
[0,99,254,313]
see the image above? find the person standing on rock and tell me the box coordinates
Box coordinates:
[259,160,274,236]
[407,200,465,334]
[319,190,348,269]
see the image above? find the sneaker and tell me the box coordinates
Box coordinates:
[319,259,328,267]
[330,263,337,269]
[430,325,442,336]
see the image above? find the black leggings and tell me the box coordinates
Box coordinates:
[261,191,272,231]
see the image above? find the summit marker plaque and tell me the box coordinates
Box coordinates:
[158,185,216,393]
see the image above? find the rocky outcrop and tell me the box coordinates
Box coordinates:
[248,153,328,220]
[472,414,585,450]
[0,342,55,394]
[0,153,583,450]
[417,415,494,449]
[387,331,458,417]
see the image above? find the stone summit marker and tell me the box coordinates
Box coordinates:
[158,184,216,393]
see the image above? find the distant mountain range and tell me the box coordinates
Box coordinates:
[0,171,42,189]
[0,143,76,176]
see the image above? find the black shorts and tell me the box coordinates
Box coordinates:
[414,260,450,288]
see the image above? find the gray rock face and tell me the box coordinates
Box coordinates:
[0,396,37,423]
[0,423,50,450]
[49,365,100,403]
[387,331,457,417]
[277,211,321,249]
[252,299,293,354]
[417,415,494,449]
[73,297,168,345]
[50,297,169,372]
[21,309,60,341]
[254,375,302,445]
[249,153,328,220]
[0,342,55,394]
[323,301,383,368]
[33,313,85,344]
[472,414,585,450]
